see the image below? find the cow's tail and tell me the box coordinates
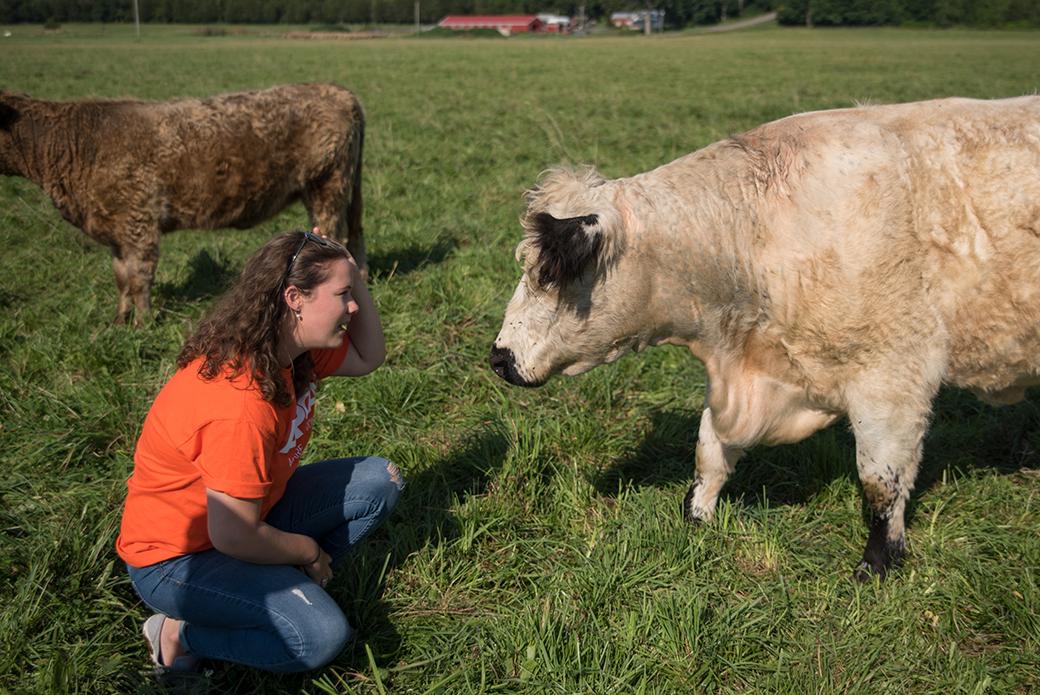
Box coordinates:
[347,114,365,262]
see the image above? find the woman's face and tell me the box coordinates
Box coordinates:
[294,257,358,351]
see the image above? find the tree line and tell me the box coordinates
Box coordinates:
[1,0,1038,29]
[778,0,1040,27]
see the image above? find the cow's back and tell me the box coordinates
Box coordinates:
[861,98,1040,394]
[149,83,363,231]
[675,97,1040,399]
[883,98,1040,393]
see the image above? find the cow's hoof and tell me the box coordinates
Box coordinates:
[853,558,897,583]
[853,561,882,583]
[682,482,709,525]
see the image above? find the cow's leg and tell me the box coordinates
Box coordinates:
[683,405,745,523]
[847,394,932,581]
[110,247,134,326]
[111,235,159,328]
[345,218,368,283]
[305,178,368,281]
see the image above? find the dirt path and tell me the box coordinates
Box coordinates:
[693,11,778,33]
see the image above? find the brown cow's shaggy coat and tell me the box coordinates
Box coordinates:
[490,96,1040,580]
[0,83,366,325]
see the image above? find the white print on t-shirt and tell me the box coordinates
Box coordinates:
[279,382,318,466]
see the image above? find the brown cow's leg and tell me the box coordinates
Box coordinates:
[116,237,159,328]
[683,406,745,523]
[110,248,134,326]
[347,223,369,283]
[306,179,368,281]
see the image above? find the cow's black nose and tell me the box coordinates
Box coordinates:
[489,345,543,387]
[489,345,512,380]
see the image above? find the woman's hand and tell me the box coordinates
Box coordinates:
[311,226,361,270]
[300,545,334,588]
[206,489,335,587]
[312,226,357,258]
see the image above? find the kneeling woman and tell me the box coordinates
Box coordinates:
[117,230,403,674]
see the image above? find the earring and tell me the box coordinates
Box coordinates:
[294,309,302,321]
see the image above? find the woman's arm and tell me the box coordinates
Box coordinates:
[206,488,333,586]
[332,256,386,377]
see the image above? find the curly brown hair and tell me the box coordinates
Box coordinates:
[178,231,350,407]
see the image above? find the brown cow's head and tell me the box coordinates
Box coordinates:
[0,92,28,178]
[489,167,656,387]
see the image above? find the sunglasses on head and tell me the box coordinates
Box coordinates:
[283,231,328,285]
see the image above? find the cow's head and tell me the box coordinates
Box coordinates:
[0,92,26,178]
[0,91,26,131]
[489,167,655,387]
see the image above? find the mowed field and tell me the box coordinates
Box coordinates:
[2,23,1039,695]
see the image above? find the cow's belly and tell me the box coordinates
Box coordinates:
[757,406,843,446]
[707,367,845,449]
[940,282,1040,396]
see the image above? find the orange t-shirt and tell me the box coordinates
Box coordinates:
[116,342,349,568]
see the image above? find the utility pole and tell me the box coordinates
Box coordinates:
[415,1,420,35]
[133,0,140,40]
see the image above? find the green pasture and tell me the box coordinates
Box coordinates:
[2,25,1039,694]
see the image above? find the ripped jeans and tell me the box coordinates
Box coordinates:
[126,457,404,673]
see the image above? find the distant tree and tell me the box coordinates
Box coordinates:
[779,0,902,25]
[779,0,1040,26]
[0,0,1034,28]
[659,0,715,26]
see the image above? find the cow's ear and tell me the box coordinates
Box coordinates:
[529,212,601,289]
[0,101,17,131]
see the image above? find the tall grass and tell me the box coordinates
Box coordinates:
[1,25,1039,694]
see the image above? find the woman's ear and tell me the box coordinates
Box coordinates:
[283,285,301,311]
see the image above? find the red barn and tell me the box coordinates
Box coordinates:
[437,15,544,36]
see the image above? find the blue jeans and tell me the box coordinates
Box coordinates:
[127,456,404,673]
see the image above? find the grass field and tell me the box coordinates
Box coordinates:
[1,23,1039,695]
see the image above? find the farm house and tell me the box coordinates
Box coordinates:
[610,9,665,30]
[537,13,573,32]
[436,15,545,36]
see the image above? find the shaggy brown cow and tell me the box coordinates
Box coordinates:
[490,96,1040,580]
[0,83,366,326]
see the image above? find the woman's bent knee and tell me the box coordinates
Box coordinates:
[278,606,354,673]
[382,458,405,495]
[370,457,405,514]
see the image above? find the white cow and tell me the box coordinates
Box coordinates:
[490,96,1040,579]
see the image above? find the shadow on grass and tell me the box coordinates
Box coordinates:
[0,287,18,309]
[152,248,237,305]
[592,386,1040,521]
[392,423,508,545]
[591,407,858,511]
[284,424,510,679]
[367,235,457,278]
[150,234,459,311]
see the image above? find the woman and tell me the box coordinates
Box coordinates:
[116,229,403,675]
